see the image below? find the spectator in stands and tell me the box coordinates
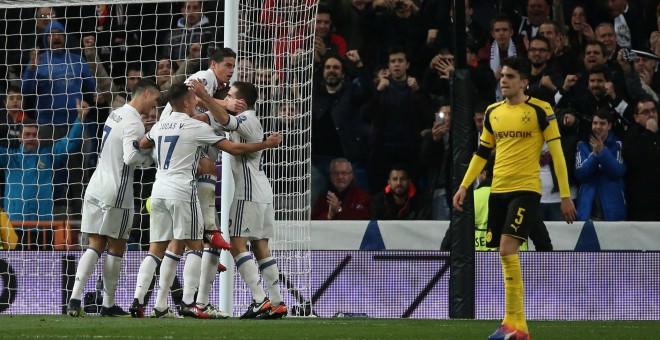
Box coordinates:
[539,19,580,75]
[0,86,29,149]
[22,20,96,130]
[423,39,497,104]
[604,0,647,50]
[360,46,434,193]
[0,100,88,225]
[566,4,595,54]
[89,4,129,79]
[313,6,348,73]
[370,163,427,220]
[263,101,309,221]
[595,22,618,60]
[632,50,660,100]
[526,35,563,105]
[419,102,452,220]
[325,0,377,64]
[372,0,428,78]
[649,15,660,57]
[504,0,550,39]
[152,56,199,106]
[237,58,255,83]
[477,14,526,101]
[311,53,372,200]
[623,97,660,221]
[161,0,219,66]
[574,107,627,221]
[312,158,371,220]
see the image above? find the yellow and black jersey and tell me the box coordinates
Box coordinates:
[481,96,561,194]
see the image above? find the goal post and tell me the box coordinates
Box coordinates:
[0,0,315,316]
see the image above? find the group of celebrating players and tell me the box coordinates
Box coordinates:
[65,47,287,320]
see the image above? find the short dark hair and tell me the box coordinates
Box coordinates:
[387,46,408,60]
[501,56,531,80]
[209,47,236,63]
[587,64,608,80]
[168,83,191,109]
[132,78,160,98]
[593,106,613,123]
[541,19,564,35]
[323,54,345,72]
[6,85,21,95]
[317,4,332,18]
[529,35,551,50]
[584,40,606,56]
[21,118,38,130]
[231,81,258,108]
[635,96,657,113]
[389,163,410,178]
[490,13,513,31]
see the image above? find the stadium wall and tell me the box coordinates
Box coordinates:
[0,250,658,320]
[306,220,660,251]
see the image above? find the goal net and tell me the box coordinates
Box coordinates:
[0,0,315,316]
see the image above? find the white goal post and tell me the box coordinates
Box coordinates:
[0,0,315,317]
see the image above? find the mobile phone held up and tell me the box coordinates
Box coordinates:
[436,111,446,124]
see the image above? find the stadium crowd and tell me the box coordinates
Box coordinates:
[1,0,660,249]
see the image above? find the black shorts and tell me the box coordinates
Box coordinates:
[487,191,541,248]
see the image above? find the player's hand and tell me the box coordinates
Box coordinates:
[187,78,210,99]
[560,197,576,224]
[452,186,467,211]
[76,99,90,122]
[264,132,282,148]
[225,97,247,113]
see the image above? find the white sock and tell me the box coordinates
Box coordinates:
[197,175,217,232]
[155,251,180,311]
[235,252,266,302]
[196,248,220,307]
[70,248,101,301]
[134,254,160,305]
[102,252,123,308]
[258,257,283,305]
[182,250,202,305]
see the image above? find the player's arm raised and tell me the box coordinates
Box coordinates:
[214,133,282,156]
[188,78,236,125]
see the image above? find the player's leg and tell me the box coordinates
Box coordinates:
[228,200,270,318]
[490,192,539,340]
[98,205,134,317]
[252,203,286,319]
[197,157,231,250]
[131,242,166,318]
[68,198,107,317]
[252,240,287,319]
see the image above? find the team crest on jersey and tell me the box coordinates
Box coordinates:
[522,112,531,124]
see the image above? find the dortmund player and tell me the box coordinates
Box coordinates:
[453,56,576,340]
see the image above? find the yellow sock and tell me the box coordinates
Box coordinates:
[501,254,527,333]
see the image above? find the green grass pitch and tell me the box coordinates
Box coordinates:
[1,316,658,339]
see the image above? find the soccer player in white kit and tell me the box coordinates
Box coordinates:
[189,79,287,319]
[134,83,281,318]
[67,79,161,317]
[130,48,246,318]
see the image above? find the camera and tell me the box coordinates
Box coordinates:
[436,111,446,124]
[622,49,637,63]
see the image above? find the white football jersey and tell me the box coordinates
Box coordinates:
[147,112,225,201]
[161,69,218,120]
[85,104,150,208]
[222,110,273,203]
